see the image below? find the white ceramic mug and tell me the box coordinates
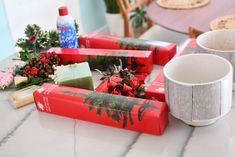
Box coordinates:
[163,54,233,126]
[196,29,235,89]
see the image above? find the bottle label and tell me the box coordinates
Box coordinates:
[57,23,78,48]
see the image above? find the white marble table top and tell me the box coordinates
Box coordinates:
[1,50,235,157]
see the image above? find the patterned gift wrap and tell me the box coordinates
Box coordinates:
[33,83,168,135]
[43,48,153,74]
[79,33,176,65]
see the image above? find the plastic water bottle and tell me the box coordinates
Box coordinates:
[57,6,78,48]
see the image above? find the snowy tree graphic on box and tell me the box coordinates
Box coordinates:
[57,23,78,48]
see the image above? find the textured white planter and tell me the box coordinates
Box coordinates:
[196,30,235,90]
[105,13,124,37]
[164,54,233,126]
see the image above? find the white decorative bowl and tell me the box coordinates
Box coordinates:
[163,54,233,126]
[196,29,235,90]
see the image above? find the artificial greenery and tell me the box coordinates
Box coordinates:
[16,22,79,61]
[14,64,50,89]
[104,0,120,14]
[130,7,147,29]
[16,24,59,61]
[60,90,157,128]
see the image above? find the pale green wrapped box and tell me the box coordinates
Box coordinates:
[52,62,94,90]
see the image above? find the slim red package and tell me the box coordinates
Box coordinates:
[45,48,153,74]
[79,33,177,65]
[33,83,168,135]
[145,39,196,102]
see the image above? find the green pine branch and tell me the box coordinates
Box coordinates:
[60,90,158,128]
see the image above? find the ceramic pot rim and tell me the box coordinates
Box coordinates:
[163,54,233,87]
[197,29,235,53]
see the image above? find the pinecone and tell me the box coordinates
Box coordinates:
[37,63,54,78]
[49,53,60,66]
[22,52,60,78]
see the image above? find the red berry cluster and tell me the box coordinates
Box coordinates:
[23,52,60,78]
[24,65,38,77]
[40,51,60,66]
[28,34,36,41]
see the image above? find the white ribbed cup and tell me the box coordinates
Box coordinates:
[163,54,233,126]
[197,29,235,90]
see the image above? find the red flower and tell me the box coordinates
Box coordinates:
[28,35,36,41]
[25,65,31,72]
[31,67,38,77]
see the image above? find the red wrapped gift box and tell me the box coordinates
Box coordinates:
[79,33,177,65]
[45,48,153,74]
[33,83,168,135]
[145,39,196,102]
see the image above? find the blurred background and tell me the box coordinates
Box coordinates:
[0,0,108,61]
[0,0,188,61]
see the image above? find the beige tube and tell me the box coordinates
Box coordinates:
[10,85,39,109]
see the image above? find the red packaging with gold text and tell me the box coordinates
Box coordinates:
[145,39,196,102]
[33,83,168,135]
[45,48,153,74]
[79,33,176,65]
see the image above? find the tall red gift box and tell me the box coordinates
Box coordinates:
[33,83,168,135]
[79,33,177,65]
[45,48,153,74]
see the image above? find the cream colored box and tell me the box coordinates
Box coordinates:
[10,85,39,109]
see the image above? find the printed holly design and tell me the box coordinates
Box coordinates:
[60,90,158,128]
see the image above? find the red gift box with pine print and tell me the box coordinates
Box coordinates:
[79,33,176,65]
[44,48,153,74]
[33,83,168,135]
